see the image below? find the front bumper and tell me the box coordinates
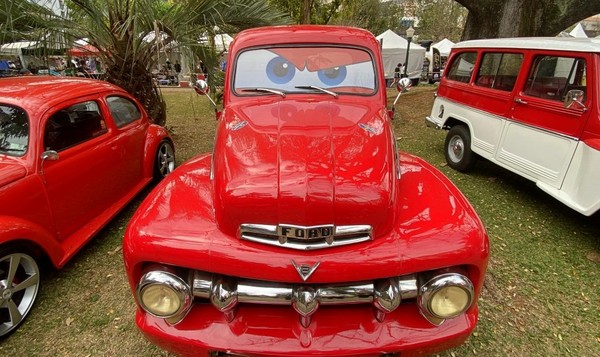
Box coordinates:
[137,304,478,357]
[425,116,443,129]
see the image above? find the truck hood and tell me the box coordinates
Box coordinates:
[0,160,27,188]
[212,98,396,238]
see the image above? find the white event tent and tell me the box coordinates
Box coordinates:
[432,38,455,57]
[376,29,426,80]
[569,23,588,38]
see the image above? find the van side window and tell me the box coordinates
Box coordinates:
[475,53,523,91]
[44,101,107,151]
[446,52,477,83]
[524,56,587,102]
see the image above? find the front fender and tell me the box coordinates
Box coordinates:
[143,124,173,178]
[0,215,63,267]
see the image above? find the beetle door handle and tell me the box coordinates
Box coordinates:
[514,98,528,105]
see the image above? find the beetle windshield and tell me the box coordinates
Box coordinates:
[233,46,376,96]
[0,105,28,157]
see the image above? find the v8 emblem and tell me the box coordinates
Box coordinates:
[291,260,320,281]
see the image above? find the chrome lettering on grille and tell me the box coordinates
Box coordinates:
[291,260,320,281]
[278,224,335,241]
[239,223,373,250]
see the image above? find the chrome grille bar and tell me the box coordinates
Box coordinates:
[192,270,417,326]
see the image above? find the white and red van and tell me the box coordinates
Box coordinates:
[427,37,600,216]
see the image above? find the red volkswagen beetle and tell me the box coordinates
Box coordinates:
[0,76,174,338]
[124,25,488,356]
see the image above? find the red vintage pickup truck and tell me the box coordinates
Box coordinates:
[123,25,488,357]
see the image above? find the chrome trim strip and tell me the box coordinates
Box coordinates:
[239,224,373,250]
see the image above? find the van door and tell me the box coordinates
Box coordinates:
[501,53,590,189]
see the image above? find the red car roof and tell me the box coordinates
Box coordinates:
[230,25,381,52]
[0,76,126,117]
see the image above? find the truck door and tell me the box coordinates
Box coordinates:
[501,53,591,189]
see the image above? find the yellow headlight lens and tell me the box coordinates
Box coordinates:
[140,284,182,317]
[429,285,470,318]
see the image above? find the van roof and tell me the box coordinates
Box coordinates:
[453,37,600,53]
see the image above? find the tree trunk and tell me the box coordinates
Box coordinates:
[456,0,600,40]
[301,0,312,24]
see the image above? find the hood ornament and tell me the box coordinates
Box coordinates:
[291,260,320,281]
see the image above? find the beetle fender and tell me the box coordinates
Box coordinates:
[143,124,173,178]
[0,215,63,268]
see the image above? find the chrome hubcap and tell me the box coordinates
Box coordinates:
[0,253,40,337]
[448,135,464,162]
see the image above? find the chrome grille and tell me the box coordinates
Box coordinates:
[239,223,372,250]
[192,270,417,327]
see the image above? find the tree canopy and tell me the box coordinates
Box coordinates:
[62,0,288,125]
[456,0,600,39]
[268,0,404,35]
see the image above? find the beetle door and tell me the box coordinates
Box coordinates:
[105,95,149,194]
[501,53,591,189]
[41,99,121,241]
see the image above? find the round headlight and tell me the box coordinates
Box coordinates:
[137,270,192,318]
[429,285,470,318]
[140,284,182,316]
[419,273,474,321]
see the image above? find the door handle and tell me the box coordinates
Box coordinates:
[514,98,528,105]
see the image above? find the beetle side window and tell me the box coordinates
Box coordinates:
[524,56,587,102]
[0,105,29,157]
[107,96,142,127]
[475,53,523,91]
[44,101,107,151]
[445,52,477,83]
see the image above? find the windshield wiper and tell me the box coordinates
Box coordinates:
[241,88,286,97]
[295,85,338,98]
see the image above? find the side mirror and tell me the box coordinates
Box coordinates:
[396,77,412,93]
[193,79,217,109]
[40,150,58,177]
[564,89,586,111]
[41,150,59,161]
[193,79,210,95]
[389,78,413,119]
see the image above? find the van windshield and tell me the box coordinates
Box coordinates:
[233,46,376,96]
[0,105,29,157]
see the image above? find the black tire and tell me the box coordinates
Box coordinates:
[153,140,175,180]
[0,248,40,339]
[444,125,476,172]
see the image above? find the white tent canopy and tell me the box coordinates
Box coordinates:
[214,33,233,52]
[376,29,426,80]
[0,41,38,57]
[570,23,588,38]
[432,38,455,57]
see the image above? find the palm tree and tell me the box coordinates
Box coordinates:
[0,0,56,45]
[61,0,288,125]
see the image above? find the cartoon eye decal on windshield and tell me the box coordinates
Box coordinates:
[318,66,347,86]
[266,56,296,84]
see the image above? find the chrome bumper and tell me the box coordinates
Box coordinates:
[193,271,418,326]
[425,116,443,129]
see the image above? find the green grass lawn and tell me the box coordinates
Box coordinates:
[1,86,598,356]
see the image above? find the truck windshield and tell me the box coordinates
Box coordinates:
[0,105,28,157]
[233,46,376,96]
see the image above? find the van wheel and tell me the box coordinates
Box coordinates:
[445,125,475,172]
[0,248,40,339]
